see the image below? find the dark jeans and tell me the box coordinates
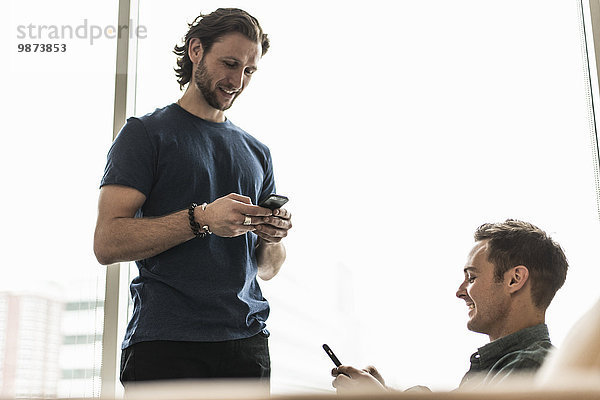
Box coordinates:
[120,331,270,385]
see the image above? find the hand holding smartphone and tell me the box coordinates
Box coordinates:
[324,343,352,378]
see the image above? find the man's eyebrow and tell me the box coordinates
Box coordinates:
[464,266,478,273]
[221,56,258,72]
[221,56,258,68]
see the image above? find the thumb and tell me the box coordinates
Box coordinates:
[225,193,252,204]
[363,365,385,386]
[336,365,362,378]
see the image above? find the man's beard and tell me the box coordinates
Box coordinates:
[194,58,238,111]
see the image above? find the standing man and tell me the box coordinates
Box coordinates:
[331,219,568,392]
[94,8,292,385]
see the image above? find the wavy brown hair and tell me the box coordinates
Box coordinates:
[474,219,568,310]
[173,8,270,90]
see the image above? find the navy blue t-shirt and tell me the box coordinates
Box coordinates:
[100,103,275,349]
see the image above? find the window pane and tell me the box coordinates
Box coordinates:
[3,0,119,397]
[130,0,600,393]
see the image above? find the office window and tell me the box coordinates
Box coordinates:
[7,0,599,397]
[128,0,600,393]
[3,0,118,397]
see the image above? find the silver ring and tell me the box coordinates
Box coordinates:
[243,216,252,226]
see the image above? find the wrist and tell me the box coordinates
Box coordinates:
[189,203,212,238]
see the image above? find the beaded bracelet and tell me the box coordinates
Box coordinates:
[188,203,212,238]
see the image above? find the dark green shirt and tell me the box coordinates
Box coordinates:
[459,324,553,388]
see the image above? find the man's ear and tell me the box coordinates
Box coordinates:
[505,265,529,294]
[188,38,204,64]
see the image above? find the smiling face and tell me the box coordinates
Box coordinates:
[192,32,261,112]
[456,240,512,341]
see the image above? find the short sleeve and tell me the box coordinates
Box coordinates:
[100,117,156,197]
[258,147,276,203]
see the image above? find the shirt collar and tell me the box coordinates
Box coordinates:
[470,324,550,369]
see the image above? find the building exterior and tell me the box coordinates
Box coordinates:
[0,292,63,398]
[0,286,104,399]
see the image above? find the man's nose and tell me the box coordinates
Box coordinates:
[456,281,467,299]
[228,69,244,90]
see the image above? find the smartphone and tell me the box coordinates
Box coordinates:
[322,344,342,367]
[259,194,289,210]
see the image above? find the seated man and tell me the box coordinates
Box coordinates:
[332,219,569,392]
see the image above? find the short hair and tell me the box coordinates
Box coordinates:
[474,219,568,310]
[173,8,270,90]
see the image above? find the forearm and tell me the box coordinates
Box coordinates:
[256,239,286,280]
[94,209,194,265]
